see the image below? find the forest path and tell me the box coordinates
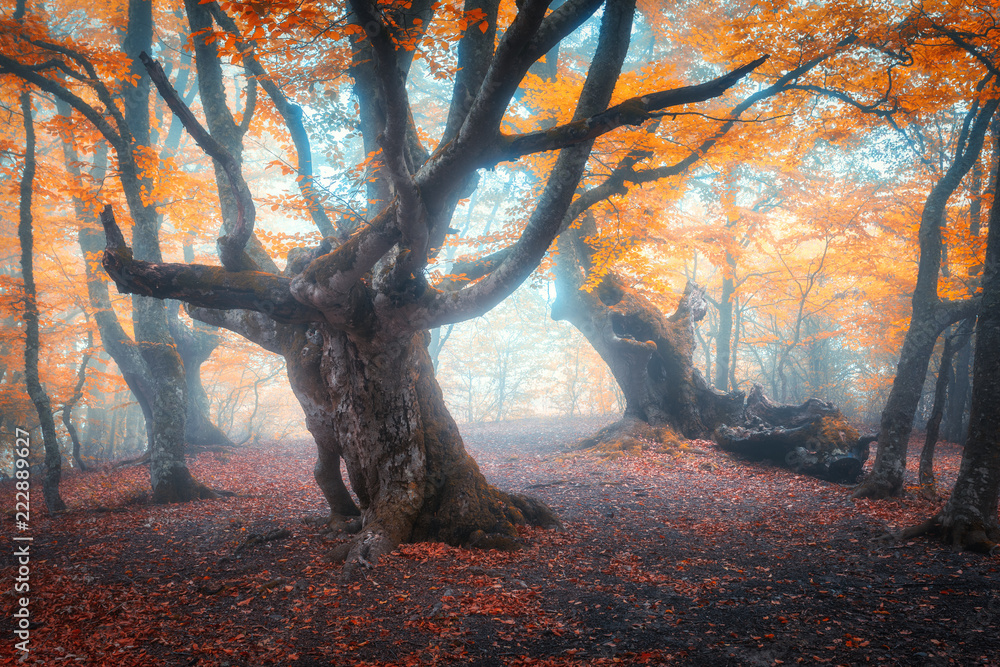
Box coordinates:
[1,416,997,666]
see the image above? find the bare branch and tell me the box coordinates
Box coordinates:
[0,54,126,152]
[496,56,768,162]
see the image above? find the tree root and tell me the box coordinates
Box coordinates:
[572,418,685,459]
[851,476,900,500]
[114,451,151,468]
[887,513,1000,554]
[234,527,292,555]
[303,513,362,535]
[328,527,401,581]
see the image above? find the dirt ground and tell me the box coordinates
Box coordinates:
[2,415,998,666]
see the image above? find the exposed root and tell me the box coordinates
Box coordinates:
[891,513,1000,554]
[234,527,292,555]
[332,527,401,581]
[114,451,151,468]
[851,476,900,500]
[572,418,686,459]
[303,513,363,535]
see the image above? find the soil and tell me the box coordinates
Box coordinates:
[1,415,998,666]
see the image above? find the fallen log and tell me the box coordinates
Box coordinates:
[713,385,870,483]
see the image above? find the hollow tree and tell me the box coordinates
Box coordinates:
[95,0,767,564]
[545,34,858,440]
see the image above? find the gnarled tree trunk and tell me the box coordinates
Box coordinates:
[327,330,557,566]
[552,214,744,440]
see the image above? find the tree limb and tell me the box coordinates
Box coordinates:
[495,56,769,162]
[140,51,257,272]
[206,1,337,238]
[100,206,320,323]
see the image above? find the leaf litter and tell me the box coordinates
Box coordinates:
[1,415,998,666]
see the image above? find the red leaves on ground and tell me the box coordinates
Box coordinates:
[2,417,997,665]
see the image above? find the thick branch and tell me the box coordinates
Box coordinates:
[100,206,319,323]
[140,51,257,271]
[419,0,602,201]
[207,2,337,238]
[442,0,501,145]
[420,0,635,327]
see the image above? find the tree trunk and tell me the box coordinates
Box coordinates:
[942,325,973,444]
[854,97,997,499]
[282,323,361,520]
[552,215,743,439]
[934,197,1000,553]
[63,337,92,471]
[326,329,559,568]
[919,322,971,496]
[18,91,66,514]
[714,255,736,392]
[167,302,234,448]
[187,305,361,522]
[902,147,1000,552]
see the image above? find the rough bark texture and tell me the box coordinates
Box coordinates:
[715,385,867,483]
[187,305,360,521]
[327,331,558,569]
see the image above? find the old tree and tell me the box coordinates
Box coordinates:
[0,0,778,562]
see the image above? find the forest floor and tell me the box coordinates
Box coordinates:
[2,415,999,666]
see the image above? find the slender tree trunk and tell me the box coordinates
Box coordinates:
[282,323,361,519]
[18,92,66,513]
[63,335,92,471]
[919,331,961,496]
[943,327,973,444]
[854,98,997,499]
[714,255,736,392]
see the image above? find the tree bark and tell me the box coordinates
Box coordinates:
[327,330,558,569]
[18,92,66,513]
